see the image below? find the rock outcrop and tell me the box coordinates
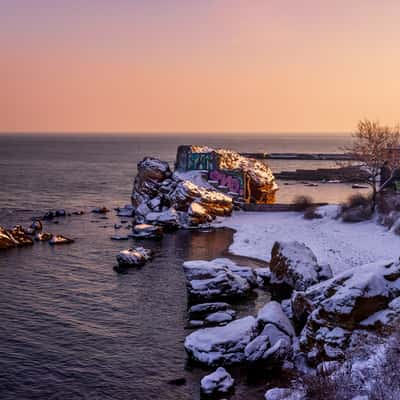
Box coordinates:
[299,259,400,364]
[0,226,19,249]
[130,147,279,229]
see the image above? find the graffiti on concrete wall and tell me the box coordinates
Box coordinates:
[187,152,215,171]
[209,169,244,195]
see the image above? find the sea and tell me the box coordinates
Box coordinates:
[0,133,354,400]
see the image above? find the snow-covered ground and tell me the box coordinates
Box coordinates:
[220,206,399,275]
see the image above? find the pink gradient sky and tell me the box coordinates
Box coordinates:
[2,0,400,133]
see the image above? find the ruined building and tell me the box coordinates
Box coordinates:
[175,145,278,204]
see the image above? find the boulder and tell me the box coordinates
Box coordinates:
[188,202,211,226]
[131,224,163,239]
[183,258,251,302]
[131,157,172,207]
[116,247,153,267]
[269,241,332,297]
[49,235,74,245]
[300,259,400,363]
[184,316,257,365]
[200,367,234,397]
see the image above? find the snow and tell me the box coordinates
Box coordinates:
[221,207,399,275]
[200,367,235,395]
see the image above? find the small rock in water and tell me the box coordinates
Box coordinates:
[167,377,187,386]
[35,232,52,242]
[49,235,74,245]
[43,211,55,220]
[116,204,134,217]
[116,247,153,267]
[111,235,129,241]
[55,209,66,217]
[200,367,235,397]
[91,206,110,214]
[131,224,163,240]
[72,211,85,216]
[30,220,43,232]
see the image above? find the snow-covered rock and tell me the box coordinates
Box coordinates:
[265,387,304,400]
[269,241,332,297]
[184,316,257,365]
[145,207,179,231]
[244,301,294,366]
[131,224,163,239]
[256,301,295,338]
[204,311,235,326]
[116,247,153,267]
[188,302,232,320]
[200,367,234,396]
[183,258,251,302]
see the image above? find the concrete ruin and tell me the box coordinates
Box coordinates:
[175,145,278,204]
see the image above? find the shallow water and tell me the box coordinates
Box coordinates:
[0,212,258,399]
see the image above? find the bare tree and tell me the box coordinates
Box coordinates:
[344,119,400,211]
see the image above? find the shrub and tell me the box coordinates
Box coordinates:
[293,195,314,212]
[298,362,360,400]
[340,193,373,222]
[304,207,323,220]
[341,193,372,211]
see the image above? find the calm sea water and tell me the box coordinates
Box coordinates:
[0,133,352,400]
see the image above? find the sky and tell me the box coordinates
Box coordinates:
[2,0,400,134]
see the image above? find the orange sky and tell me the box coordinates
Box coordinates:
[2,0,400,133]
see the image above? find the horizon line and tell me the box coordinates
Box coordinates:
[0,131,352,136]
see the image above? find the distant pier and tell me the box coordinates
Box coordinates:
[240,152,353,161]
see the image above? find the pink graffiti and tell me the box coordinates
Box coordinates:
[209,170,243,195]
